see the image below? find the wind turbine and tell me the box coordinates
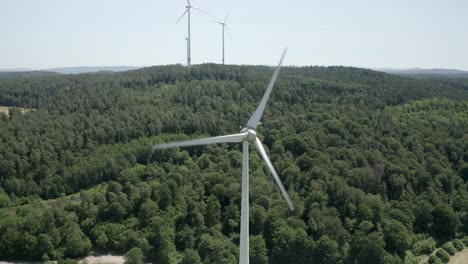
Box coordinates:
[185,35,189,65]
[154,49,293,264]
[176,0,211,68]
[216,15,229,65]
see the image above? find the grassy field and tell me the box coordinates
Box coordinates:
[2,183,107,214]
[0,106,33,114]
[448,248,468,264]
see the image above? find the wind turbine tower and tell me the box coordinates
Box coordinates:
[155,49,293,264]
[185,35,189,65]
[216,15,229,65]
[176,0,210,68]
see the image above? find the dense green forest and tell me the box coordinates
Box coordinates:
[0,65,467,263]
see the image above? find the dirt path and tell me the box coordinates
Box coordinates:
[0,254,124,264]
[0,262,42,264]
[448,248,468,264]
[0,106,32,114]
[78,255,124,264]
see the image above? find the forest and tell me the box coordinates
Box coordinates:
[0,65,467,263]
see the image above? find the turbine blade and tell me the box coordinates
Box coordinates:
[187,0,191,7]
[176,9,188,24]
[224,14,229,24]
[191,6,212,16]
[246,48,287,129]
[254,137,294,210]
[154,132,248,150]
[225,24,231,39]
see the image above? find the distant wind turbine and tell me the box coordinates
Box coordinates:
[185,35,189,65]
[154,49,293,264]
[176,0,211,68]
[215,15,230,65]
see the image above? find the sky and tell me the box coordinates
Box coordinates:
[1,0,468,70]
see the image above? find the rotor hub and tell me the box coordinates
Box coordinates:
[241,127,257,141]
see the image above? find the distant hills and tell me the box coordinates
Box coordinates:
[0,66,141,75]
[3,66,468,79]
[0,71,61,80]
[376,68,468,77]
[45,66,141,74]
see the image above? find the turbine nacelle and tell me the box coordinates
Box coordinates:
[240,127,257,141]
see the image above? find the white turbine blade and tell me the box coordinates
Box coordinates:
[224,14,229,24]
[191,6,212,16]
[246,48,287,129]
[176,9,188,24]
[254,137,294,210]
[224,24,231,39]
[154,132,248,150]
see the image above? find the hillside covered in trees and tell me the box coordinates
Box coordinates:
[0,65,467,263]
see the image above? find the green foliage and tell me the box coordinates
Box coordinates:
[250,235,268,264]
[205,195,221,227]
[435,249,450,263]
[270,225,314,264]
[428,255,444,264]
[403,250,419,264]
[147,217,176,263]
[441,243,456,255]
[452,239,464,251]
[0,65,467,262]
[315,235,342,264]
[411,237,436,255]
[124,247,144,264]
[180,249,201,264]
[432,204,459,241]
[197,233,237,264]
[63,224,92,258]
[383,219,412,254]
[347,232,391,264]
[62,259,79,264]
[413,200,433,233]
[459,163,468,182]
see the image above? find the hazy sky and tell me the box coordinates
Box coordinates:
[1,0,467,70]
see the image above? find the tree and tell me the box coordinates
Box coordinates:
[435,249,450,262]
[37,234,56,259]
[181,249,202,264]
[250,205,266,235]
[270,225,314,264]
[347,232,390,264]
[250,235,268,264]
[458,163,468,182]
[205,195,221,227]
[198,233,237,264]
[315,235,341,264]
[175,225,195,250]
[147,217,175,264]
[411,238,436,255]
[124,247,144,264]
[62,227,92,258]
[383,219,411,254]
[433,203,458,241]
[413,200,433,233]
